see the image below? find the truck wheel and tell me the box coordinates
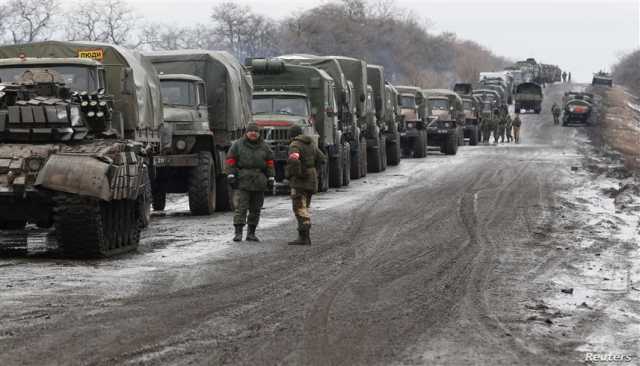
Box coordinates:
[329,144,343,188]
[215,174,234,212]
[350,141,362,180]
[387,133,401,166]
[414,130,427,158]
[445,132,458,155]
[318,161,329,192]
[342,142,351,186]
[367,136,383,173]
[152,188,166,211]
[469,126,479,146]
[188,151,216,215]
[380,135,387,171]
[360,137,367,178]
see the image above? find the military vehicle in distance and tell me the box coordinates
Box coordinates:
[367,64,401,170]
[514,82,543,113]
[0,41,163,257]
[395,85,427,158]
[592,71,613,87]
[276,55,363,181]
[423,89,464,155]
[247,58,344,192]
[562,91,593,125]
[143,50,252,214]
[453,83,480,146]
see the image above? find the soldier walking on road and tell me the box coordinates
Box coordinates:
[551,103,561,125]
[286,125,327,245]
[492,109,501,144]
[568,72,572,82]
[225,123,275,242]
[497,112,507,143]
[512,113,522,144]
[505,113,513,142]
[562,71,567,83]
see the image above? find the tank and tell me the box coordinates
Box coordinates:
[0,41,163,257]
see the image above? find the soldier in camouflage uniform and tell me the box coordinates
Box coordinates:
[225,123,275,242]
[491,109,501,144]
[505,113,513,142]
[286,125,327,245]
[551,103,561,125]
[512,112,522,143]
[497,112,507,143]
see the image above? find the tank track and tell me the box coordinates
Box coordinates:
[53,194,142,258]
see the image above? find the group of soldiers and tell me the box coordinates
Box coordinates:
[223,123,326,246]
[479,110,523,144]
[562,71,572,83]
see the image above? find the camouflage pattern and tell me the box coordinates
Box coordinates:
[512,115,522,143]
[505,114,513,142]
[291,188,312,228]
[233,190,264,226]
[224,136,275,192]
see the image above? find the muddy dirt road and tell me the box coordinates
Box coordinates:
[1,83,638,365]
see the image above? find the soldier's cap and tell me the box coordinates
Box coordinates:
[289,125,303,138]
[247,123,260,132]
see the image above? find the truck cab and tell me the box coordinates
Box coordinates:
[424,89,465,155]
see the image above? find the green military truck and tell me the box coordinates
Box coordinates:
[142,50,252,214]
[453,83,480,146]
[592,71,613,87]
[276,55,362,182]
[366,64,401,169]
[395,85,428,158]
[0,41,163,257]
[423,89,465,155]
[514,82,543,113]
[247,58,344,192]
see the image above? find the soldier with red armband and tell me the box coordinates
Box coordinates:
[224,123,275,242]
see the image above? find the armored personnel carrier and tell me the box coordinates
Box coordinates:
[0,41,163,257]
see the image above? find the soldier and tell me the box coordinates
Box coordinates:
[568,72,572,82]
[497,112,507,143]
[286,125,327,245]
[562,71,567,83]
[492,109,501,144]
[505,113,513,142]
[512,112,522,143]
[551,103,561,125]
[480,112,491,144]
[225,123,275,242]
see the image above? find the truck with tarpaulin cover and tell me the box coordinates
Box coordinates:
[395,85,428,158]
[0,40,162,257]
[276,54,362,182]
[592,71,613,87]
[247,58,343,192]
[453,83,480,146]
[367,64,401,170]
[142,50,252,214]
[423,89,464,155]
[514,82,543,113]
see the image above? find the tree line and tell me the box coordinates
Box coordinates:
[612,49,640,95]
[0,0,509,88]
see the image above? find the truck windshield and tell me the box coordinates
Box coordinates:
[0,65,99,91]
[399,95,415,108]
[252,96,309,116]
[429,99,449,110]
[161,80,197,106]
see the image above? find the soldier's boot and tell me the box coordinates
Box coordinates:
[302,226,311,245]
[246,225,260,242]
[233,225,244,242]
[288,229,307,245]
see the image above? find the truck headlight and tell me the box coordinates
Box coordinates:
[443,122,450,128]
[176,139,187,150]
[27,158,43,171]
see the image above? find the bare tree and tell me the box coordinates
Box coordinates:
[2,0,59,44]
[139,23,218,51]
[64,0,138,46]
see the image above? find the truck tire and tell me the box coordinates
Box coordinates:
[469,125,479,146]
[380,135,387,171]
[387,133,401,166]
[444,131,458,155]
[329,144,343,188]
[152,187,166,211]
[342,142,351,186]
[318,161,329,192]
[350,141,362,180]
[360,138,367,178]
[215,174,234,212]
[188,151,216,215]
[414,130,427,158]
[367,136,383,173]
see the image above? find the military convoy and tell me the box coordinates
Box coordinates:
[0,41,162,256]
[0,39,566,257]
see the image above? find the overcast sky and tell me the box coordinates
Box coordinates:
[67,0,640,82]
